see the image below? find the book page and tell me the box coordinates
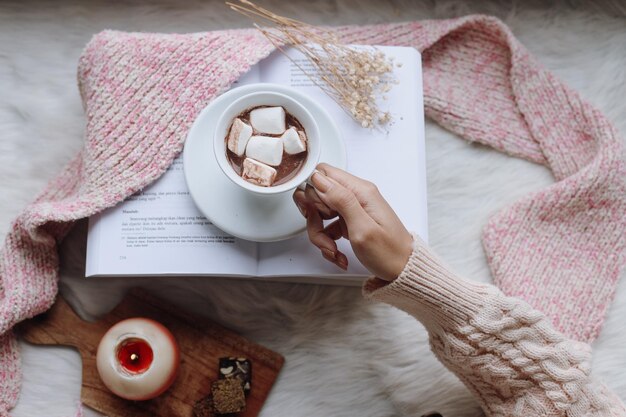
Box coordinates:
[86,48,427,282]
[256,46,428,277]
[85,68,263,277]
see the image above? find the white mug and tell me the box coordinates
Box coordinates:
[214,90,321,195]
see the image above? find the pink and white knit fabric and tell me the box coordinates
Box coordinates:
[0,15,624,415]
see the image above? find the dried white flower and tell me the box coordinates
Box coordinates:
[228,0,395,129]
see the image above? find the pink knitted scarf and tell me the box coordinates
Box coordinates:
[1,16,624,415]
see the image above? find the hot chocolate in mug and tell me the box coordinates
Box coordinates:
[214,90,321,195]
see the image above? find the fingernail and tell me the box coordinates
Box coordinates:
[295,201,307,218]
[321,248,337,261]
[337,253,348,270]
[311,172,331,193]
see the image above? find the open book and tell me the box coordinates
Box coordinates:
[86,45,427,286]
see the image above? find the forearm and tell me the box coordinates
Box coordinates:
[363,235,626,416]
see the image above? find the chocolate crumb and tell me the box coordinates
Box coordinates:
[211,379,246,414]
[219,357,252,393]
[193,395,215,417]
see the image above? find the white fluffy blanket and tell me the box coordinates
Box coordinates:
[1,1,625,416]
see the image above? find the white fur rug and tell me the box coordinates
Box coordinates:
[1,1,625,416]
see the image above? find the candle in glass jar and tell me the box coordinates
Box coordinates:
[96,317,180,401]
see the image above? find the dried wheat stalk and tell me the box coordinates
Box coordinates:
[227,0,395,128]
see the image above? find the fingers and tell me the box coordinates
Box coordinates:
[305,207,336,253]
[304,185,337,219]
[315,163,397,225]
[305,207,348,270]
[310,170,374,231]
[293,189,308,218]
[324,218,348,240]
[293,187,337,219]
[294,189,348,270]
[316,163,366,188]
[316,163,380,203]
[295,164,411,279]
[323,219,349,269]
[321,246,348,270]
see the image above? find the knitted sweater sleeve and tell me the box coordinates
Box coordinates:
[363,235,626,417]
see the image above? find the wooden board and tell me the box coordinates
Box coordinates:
[15,288,284,417]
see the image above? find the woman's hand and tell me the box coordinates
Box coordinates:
[292,163,413,281]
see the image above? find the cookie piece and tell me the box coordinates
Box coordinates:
[192,395,215,417]
[211,379,246,414]
[219,357,252,392]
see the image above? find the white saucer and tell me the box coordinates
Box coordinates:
[183,83,346,242]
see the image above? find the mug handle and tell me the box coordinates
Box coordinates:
[297,169,319,191]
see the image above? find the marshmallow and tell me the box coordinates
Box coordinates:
[227,118,253,156]
[246,135,283,166]
[242,158,277,187]
[281,127,307,155]
[249,107,286,134]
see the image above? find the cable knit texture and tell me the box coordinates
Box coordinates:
[0,15,625,416]
[364,236,626,416]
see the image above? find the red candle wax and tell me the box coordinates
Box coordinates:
[97,318,179,401]
[117,338,154,374]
